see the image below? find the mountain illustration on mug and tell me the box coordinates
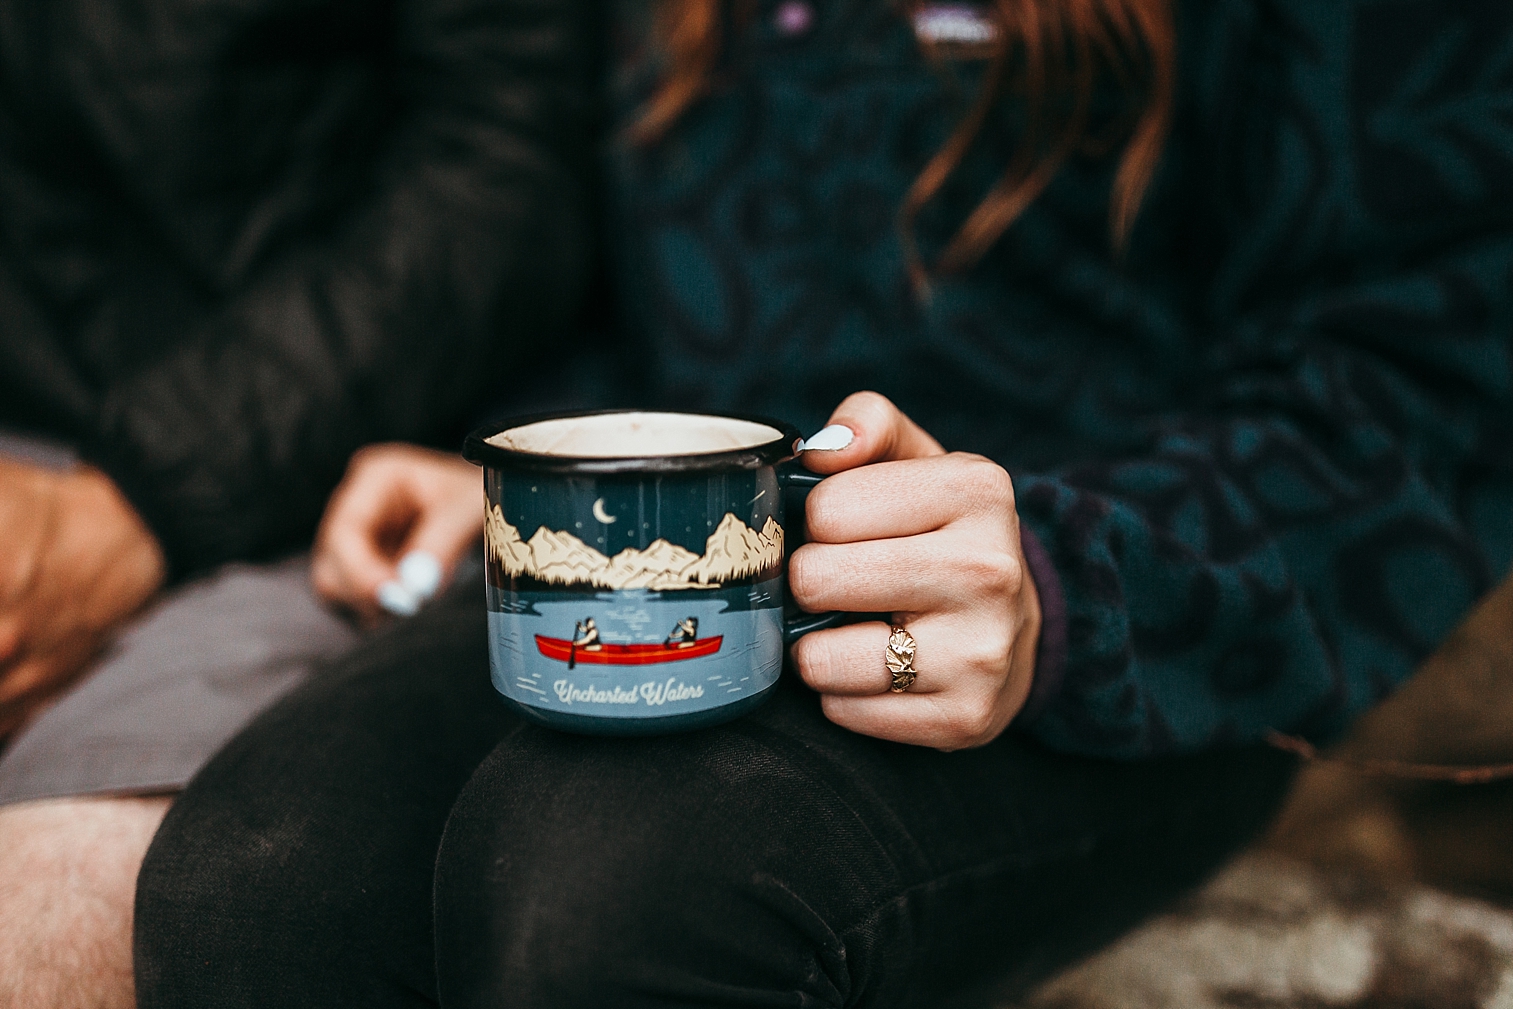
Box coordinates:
[486,505,784,591]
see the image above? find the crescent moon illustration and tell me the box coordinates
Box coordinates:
[592,498,618,524]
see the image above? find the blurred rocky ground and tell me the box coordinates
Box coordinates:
[1015,575,1513,1008]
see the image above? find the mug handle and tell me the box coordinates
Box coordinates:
[778,465,849,645]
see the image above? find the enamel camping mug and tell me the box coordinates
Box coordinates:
[463,410,840,734]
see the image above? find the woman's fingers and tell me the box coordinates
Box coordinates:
[794,612,1029,748]
[789,529,1022,615]
[313,447,431,610]
[374,464,485,615]
[820,691,1012,751]
[785,395,1042,750]
[790,621,897,696]
[793,562,1041,750]
[396,472,486,574]
[796,613,1015,699]
[312,444,483,617]
[800,391,945,475]
[804,453,1016,543]
[312,476,408,612]
[817,609,1027,750]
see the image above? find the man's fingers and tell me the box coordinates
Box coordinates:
[0,651,58,706]
[0,638,98,711]
[800,392,945,474]
[803,454,1016,543]
[0,699,27,742]
[0,462,57,612]
[0,617,22,666]
[0,653,78,739]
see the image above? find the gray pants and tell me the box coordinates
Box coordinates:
[0,433,360,806]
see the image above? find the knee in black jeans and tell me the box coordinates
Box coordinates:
[137,611,1294,1009]
[433,716,914,1008]
[431,683,1294,1008]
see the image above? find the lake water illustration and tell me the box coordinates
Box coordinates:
[488,582,784,724]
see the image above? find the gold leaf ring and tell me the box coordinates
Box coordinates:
[886,626,919,693]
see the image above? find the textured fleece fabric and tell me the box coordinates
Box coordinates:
[603,0,1513,756]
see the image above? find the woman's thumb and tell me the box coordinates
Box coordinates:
[801,391,944,473]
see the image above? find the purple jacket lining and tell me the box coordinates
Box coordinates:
[1017,524,1068,723]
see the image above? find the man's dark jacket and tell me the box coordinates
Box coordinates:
[0,0,594,576]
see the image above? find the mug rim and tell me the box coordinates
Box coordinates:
[463,409,804,475]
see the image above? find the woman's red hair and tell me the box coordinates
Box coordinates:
[628,0,1174,288]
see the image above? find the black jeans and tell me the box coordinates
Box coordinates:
[134,588,1294,1008]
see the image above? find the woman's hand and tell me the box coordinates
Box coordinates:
[789,392,1041,750]
[311,444,483,623]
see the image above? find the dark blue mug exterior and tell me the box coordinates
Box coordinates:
[464,411,837,735]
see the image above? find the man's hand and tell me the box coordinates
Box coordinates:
[0,458,166,739]
[311,444,483,624]
[789,392,1042,750]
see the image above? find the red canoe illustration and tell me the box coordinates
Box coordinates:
[535,635,724,665]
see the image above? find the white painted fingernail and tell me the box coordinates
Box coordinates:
[798,425,854,452]
[377,580,420,617]
[397,550,443,601]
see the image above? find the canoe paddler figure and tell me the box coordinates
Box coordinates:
[665,617,699,647]
[568,617,601,669]
[573,618,601,649]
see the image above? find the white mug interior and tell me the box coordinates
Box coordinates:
[487,412,784,459]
